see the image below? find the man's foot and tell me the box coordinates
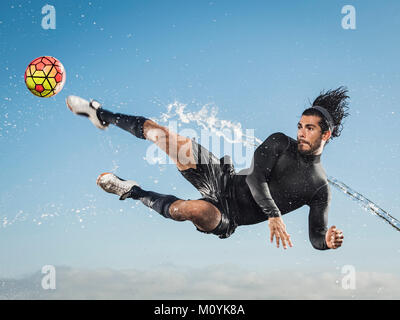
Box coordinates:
[66,95,109,129]
[96,172,141,200]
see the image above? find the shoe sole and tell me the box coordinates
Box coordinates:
[66,99,74,112]
[66,97,108,130]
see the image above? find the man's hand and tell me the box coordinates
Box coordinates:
[325,226,344,249]
[268,217,293,249]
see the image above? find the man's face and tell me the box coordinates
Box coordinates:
[297,115,327,155]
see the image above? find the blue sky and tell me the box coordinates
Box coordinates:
[0,0,400,299]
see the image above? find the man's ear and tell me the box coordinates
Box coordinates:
[322,130,332,142]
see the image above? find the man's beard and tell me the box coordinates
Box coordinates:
[297,138,322,155]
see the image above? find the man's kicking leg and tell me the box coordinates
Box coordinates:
[66,96,222,232]
[66,95,195,170]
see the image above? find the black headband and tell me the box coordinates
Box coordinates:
[312,105,334,132]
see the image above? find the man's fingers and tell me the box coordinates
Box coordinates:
[276,233,280,248]
[282,229,292,246]
[287,234,293,247]
[278,230,288,249]
[279,229,293,249]
[331,233,344,249]
[334,230,344,245]
[336,231,344,239]
[280,233,287,249]
[268,219,293,249]
[334,239,344,245]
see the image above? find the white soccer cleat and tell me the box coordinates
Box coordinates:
[66,95,108,129]
[96,172,139,199]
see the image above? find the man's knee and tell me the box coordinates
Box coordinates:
[169,200,189,221]
[170,200,221,232]
[169,199,218,222]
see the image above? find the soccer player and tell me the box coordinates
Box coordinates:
[66,87,348,250]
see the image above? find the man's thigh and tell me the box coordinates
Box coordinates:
[144,121,197,171]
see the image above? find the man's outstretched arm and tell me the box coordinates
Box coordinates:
[245,132,292,249]
[308,184,344,250]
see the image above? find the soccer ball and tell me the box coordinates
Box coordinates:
[25,56,66,98]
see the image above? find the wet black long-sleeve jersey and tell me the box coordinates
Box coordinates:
[232,132,331,250]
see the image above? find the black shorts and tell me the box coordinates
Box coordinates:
[178,138,239,239]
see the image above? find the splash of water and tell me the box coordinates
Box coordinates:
[158,101,400,232]
[158,101,263,146]
[328,177,400,231]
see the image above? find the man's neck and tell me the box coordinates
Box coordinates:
[299,152,321,164]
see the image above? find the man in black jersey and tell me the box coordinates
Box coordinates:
[66,87,349,251]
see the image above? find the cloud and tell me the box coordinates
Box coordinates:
[1,264,399,299]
